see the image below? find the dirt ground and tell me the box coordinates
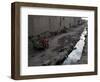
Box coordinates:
[28,24,87,66]
[78,35,88,64]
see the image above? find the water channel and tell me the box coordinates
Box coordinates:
[63,27,87,64]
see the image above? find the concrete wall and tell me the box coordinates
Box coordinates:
[28,15,50,36]
[28,15,82,36]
